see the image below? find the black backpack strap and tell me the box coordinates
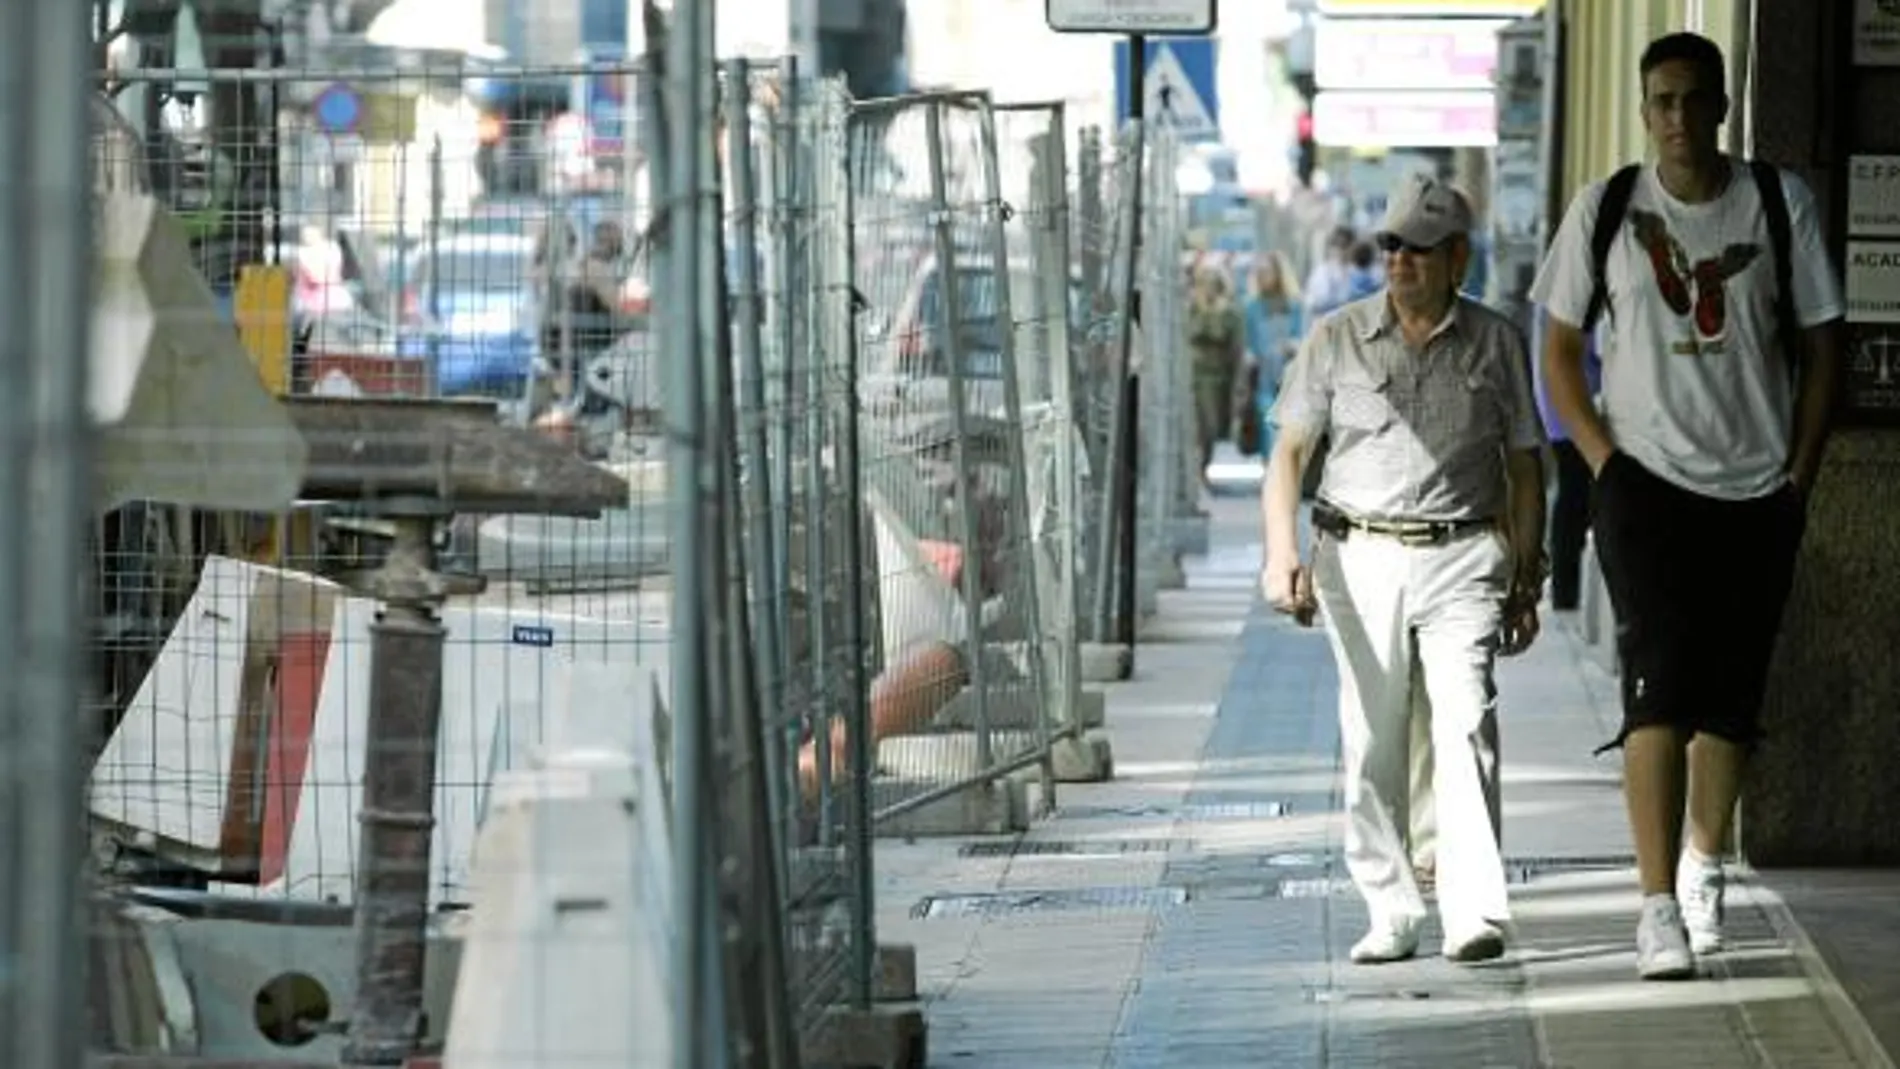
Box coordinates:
[1582,164,1642,333]
[1749,159,1801,371]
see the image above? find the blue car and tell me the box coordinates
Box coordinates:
[395,233,542,398]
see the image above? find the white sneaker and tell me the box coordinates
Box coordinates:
[1443,923,1507,964]
[1637,895,1696,981]
[1350,917,1423,964]
[1677,850,1725,955]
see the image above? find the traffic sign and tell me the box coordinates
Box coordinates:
[1048,0,1217,34]
[311,82,361,135]
[1114,37,1220,141]
[1316,0,1539,14]
[1311,89,1496,148]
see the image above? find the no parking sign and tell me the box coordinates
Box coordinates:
[311,82,361,136]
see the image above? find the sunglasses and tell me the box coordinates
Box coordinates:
[1376,234,1445,256]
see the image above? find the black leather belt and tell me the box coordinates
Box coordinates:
[1313,502,1494,547]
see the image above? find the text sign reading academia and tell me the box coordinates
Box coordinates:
[1047,0,1217,34]
[1847,241,1900,324]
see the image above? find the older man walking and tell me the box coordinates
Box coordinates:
[1261,175,1547,963]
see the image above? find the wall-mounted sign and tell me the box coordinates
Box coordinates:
[1315,18,1509,91]
[1853,0,1900,67]
[1849,156,1900,237]
[1312,90,1496,148]
[1317,0,1540,15]
[1847,241,1900,323]
[1492,139,1543,244]
[1495,22,1546,140]
[1841,324,1900,422]
[1047,0,1217,34]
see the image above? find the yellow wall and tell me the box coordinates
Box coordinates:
[1555,0,1745,206]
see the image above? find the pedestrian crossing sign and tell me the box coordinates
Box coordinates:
[1115,37,1221,142]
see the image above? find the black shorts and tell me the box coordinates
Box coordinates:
[1589,451,1806,751]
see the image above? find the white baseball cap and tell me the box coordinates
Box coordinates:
[1376,174,1474,249]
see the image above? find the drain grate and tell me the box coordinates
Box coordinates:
[958,838,1184,859]
[910,885,1188,920]
[1309,989,1440,1004]
[1504,853,1636,885]
[1184,801,1292,820]
[1275,876,1355,899]
[1052,803,1181,820]
[1053,801,1290,821]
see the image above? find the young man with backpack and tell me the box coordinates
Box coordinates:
[1529,32,1845,981]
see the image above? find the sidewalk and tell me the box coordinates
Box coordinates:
[873,494,1899,1068]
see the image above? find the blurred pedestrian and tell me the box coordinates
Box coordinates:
[1245,251,1305,463]
[1187,265,1246,479]
[1346,240,1384,301]
[1303,225,1358,321]
[1529,308,1603,610]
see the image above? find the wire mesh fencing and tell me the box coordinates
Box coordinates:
[76,51,701,1069]
[1134,125,1195,618]
[841,90,1064,838]
[96,60,655,413]
[19,18,1197,1069]
[992,101,1102,782]
[1070,119,1195,650]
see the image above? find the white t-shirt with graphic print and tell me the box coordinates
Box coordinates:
[1529,159,1845,501]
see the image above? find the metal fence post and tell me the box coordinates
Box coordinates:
[764,57,799,694]
[970,96,1055,807]
[826,93,879,1019]
[922,98,994,777]
[0,4,95,1067]
[803,90,838,849]
[426,135,444,399]
[1092,117,1144,653]
[723,54,793,920]
[1034,109,1087,763]
[659,0,718,1064]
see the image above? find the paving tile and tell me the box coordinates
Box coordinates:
[872,499,1895,1069]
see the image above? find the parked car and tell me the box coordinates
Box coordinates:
[395,233,542,398]
[863,251,1086,399]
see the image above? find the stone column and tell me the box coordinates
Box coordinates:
[1744,0,1900,866]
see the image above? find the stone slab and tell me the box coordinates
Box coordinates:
[1078,641,1132,682]
[1748,433,1900,866]
[804,1004,928,1069]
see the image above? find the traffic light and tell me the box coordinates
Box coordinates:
[1295,110,1316,188]
[1290,70,1318,189]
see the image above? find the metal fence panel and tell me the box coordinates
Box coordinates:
[994,101,1089,771]
[1137,125,1191,618]
[45,26,1153,1069]
[845,91,1057,837]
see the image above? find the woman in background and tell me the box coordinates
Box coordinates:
[1244,251,1304,462]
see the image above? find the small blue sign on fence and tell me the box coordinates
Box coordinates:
[511,625,556,648]
[311,82,362,136]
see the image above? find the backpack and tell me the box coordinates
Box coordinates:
[1582,160,1799,373]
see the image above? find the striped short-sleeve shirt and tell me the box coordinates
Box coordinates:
[1271,292,1545,523]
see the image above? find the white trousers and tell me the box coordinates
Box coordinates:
[1313,527,1509,934]
[1408,667,1436,872]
